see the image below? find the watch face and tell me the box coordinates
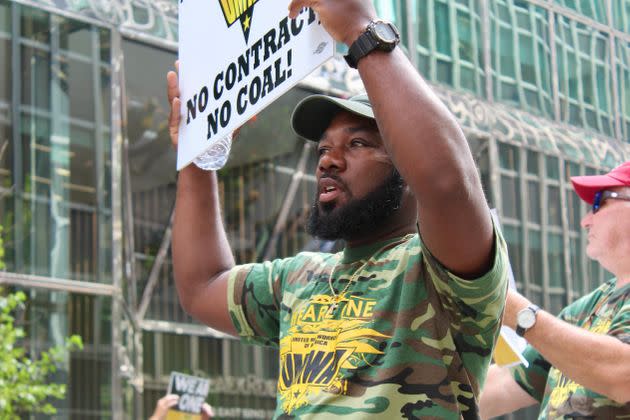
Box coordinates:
[518,309,536,329]
[373,23,398,43]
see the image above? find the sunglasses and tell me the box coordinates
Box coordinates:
[592,190,630,213]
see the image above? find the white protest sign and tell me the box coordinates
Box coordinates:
[177,1,334,170]
[166,371,211,418]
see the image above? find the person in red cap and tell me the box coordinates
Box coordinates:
[480,161,630,419]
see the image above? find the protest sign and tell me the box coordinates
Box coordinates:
[177,1,334,169]
[165,371,211,420]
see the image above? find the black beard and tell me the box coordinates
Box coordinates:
[306,170,405,241]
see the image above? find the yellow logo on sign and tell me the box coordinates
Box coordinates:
[218,0,261,42]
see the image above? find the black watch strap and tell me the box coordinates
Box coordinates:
[344,21,400,69]
[344,32,379,68]
[515,324,527,337]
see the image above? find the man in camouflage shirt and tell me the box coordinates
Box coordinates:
[480,161,630,419]
[168,0,508,418]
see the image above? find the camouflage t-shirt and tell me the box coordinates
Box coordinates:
[511,279,630,419]
[228,229,508,419]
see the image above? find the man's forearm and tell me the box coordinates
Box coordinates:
[172,165,235,312]
[357,47,494,277]
[507,292,630,402]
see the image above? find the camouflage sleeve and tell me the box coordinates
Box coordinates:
[510,345,551,402]
[608,290,630,344]
[420,219,509,330]
[227,258,292,348]
[420,219,509,384]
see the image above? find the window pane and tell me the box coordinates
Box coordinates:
[21,46,50,111]
[21,113,51,198]
[548,233,565,287]
[528,229,543,286]
[570,237,583,295]
[504,224,524,282]
[527,180,540,223]
[499,142,519,170]
[20,5,49,43]
[490,1,552,117]
[556,15,613,133]
[58,16,92,56]
[199,336,224,375]
[0,1,10,33]
[0,188,14,271]
[501,177,521,219]
[547,185,562,226]
[162,333,191,374]
[61,56,95,122]
[68,125,96,205]
[0,39,10,103]
[435,2,451,55]
[0,122,10,190]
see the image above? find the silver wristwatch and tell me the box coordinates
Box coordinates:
[515,304,540,337]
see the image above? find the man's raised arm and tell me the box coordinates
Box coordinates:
[167,67,237,335]
[289,0,494,278]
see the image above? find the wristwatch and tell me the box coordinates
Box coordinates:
[344,20,401,68]
[515,305,540,337]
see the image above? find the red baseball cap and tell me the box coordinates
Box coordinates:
[570,161,630,204]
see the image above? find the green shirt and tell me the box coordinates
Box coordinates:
[228,229,508,419]
[512,279,630,419]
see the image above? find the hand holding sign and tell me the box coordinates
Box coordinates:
[287,0,375,45]
[177,0,333,169]
[167,62,254,170]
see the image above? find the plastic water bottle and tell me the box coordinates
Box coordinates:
[193,132,232,171]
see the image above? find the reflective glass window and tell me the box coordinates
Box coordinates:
[162,332,191,374]
[0,38,10,104]
[555,0,607,24]
[58,16,92,56]
[528,229,543,286]
[7,5,113,282]
[616,41,630,142]
[413,0,485,96]
[20,5,49,43]
[555,16,614,136]
[613,0,630,32]
[20,289,112,417]
[60,56,95,122]
[490,0,553,117]
[0,0,9,33]
[0,2,10,196]
[569,237,584,295]
[548,233,565,287]
[21,45,50,111]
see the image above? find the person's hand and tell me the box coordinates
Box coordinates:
[201,402,215,419]
[288,0,377,46]
[166,61,181,149]
[149,394,179,420]
[166,61,252,151]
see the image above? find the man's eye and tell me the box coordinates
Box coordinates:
[318,148,328,156]
[350,139,366,147]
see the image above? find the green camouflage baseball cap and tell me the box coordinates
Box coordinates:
[291,93,374,141]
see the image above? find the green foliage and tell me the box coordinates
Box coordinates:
[0,289,83,419]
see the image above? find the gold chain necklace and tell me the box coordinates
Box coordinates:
[325,234,416,317]
[326,258,371,316]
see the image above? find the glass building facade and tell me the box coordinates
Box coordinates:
[0,0,628,418]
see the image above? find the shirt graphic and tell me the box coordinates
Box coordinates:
[279,293,388,413]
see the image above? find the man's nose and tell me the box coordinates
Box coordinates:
[580,211,593,228]
[318,147,346,172]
